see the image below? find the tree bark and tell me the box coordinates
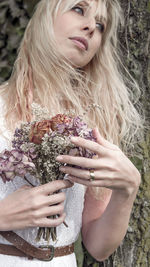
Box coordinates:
[0,1,149,266]
[82,1,150,266]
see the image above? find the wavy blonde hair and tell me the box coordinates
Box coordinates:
[0,0,143,155]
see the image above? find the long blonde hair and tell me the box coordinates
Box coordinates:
[0,0,143,155]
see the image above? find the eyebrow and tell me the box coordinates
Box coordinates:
[78,1,90,8]
[96,15,107,24]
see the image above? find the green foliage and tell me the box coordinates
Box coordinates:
[75,234,84,267]
[147,0,150,12]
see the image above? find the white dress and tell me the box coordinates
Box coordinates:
[0,98,86,267]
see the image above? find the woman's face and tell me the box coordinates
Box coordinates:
[53,0,107,68]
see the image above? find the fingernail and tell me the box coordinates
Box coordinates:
[56,155,63,161]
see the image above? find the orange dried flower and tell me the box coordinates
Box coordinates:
[29,120,51,144]
[50,114,72,131]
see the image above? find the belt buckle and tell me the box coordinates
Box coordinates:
[39,245,55,261]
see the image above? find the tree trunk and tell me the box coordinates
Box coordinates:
[0,1,149,266]
[82,1,150,266]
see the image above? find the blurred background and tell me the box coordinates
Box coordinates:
[0,0,150,266]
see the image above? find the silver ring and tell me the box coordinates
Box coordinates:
[89,170,95,181]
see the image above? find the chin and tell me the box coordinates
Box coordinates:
[71,63,86,68]
[62,48,91,68]
[69,59,88,68]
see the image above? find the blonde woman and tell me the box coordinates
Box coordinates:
[0,0,143,266]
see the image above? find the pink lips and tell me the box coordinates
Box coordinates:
[69,37,88,51]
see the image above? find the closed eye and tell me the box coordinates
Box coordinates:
[71,6,84,15]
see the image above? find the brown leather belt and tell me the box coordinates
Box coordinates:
[0,231,74,261]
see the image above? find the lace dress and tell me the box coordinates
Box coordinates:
[0,98,86,267]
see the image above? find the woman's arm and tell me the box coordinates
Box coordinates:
[56,128,141,261]
[0,180,72,231]
[82,186,138,261]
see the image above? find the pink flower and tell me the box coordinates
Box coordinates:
[0,150,35,183]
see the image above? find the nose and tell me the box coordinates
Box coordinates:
[82,17,96,37]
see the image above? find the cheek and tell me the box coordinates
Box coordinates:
[54,20,64,39]
[54,14,72,40]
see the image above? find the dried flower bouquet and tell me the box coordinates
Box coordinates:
[0,103,96,242]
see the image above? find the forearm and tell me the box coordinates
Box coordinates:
[82,190,137,261]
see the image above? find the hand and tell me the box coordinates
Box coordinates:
[56,128,141,199]
[0,180,73,231]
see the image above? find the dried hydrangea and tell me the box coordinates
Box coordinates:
[0,149,36,183]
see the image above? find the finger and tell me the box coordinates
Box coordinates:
[48,192,66,206]
[60,166,90,180]
[37,202,65,218]
[37,213,66,227]
[24,191,66,211]
[37,180,73,195]
[60,166,112,180]
[56,155,101,168]
[68,175,122,189]
[93,128,120,151]
[70,136,106,155]
[67,175,104,187]
[64,178,74,186]
[59,163,117,179]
